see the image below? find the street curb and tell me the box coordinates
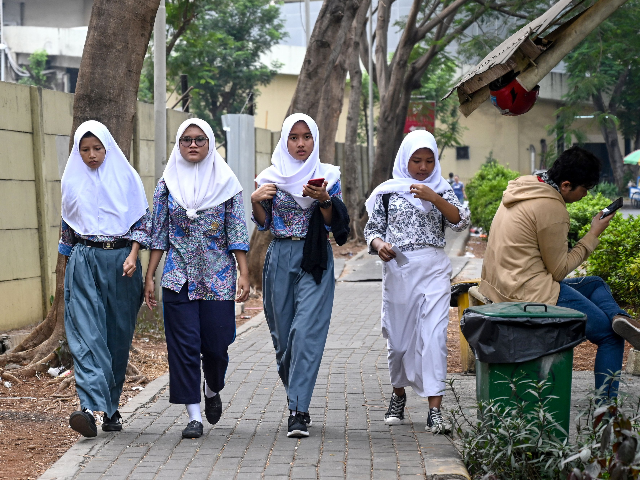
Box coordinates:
[445,225,470,258]
[39,312,267,480]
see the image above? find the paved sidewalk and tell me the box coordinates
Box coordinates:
[41,279,469,480]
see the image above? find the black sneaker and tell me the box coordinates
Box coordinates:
[427,407,451,434]
[287,412,309,438]
[301,412,312,427]
[384,392,406,425]
[203,385,222,426]
[69,409,97,438]
[102,410,123,432]
[182,420,203,439]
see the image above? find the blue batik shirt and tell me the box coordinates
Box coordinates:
[150,179,250,301]
[58,211,152,256]
[251,180,342,238]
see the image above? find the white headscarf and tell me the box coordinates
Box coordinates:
[162,118,242,220]
[365,130,449,215]
[61,120,148,236]
[255,113,341,209]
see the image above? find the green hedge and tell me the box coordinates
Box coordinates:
[582,214,640,310]
[466,161,519,233]
[565,193,611,247]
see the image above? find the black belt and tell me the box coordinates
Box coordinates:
[75,238,131,250]
[278,236,305,241]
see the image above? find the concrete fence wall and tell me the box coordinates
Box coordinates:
[0,82,370,332]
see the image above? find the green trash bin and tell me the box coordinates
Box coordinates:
[461,302,587,439]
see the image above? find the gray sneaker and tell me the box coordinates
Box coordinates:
[612,315,640,350]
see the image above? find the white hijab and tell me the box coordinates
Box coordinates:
[162,118,242,220]
[365,130,449,215]
[255,113,340,209]
[61,120,148,236]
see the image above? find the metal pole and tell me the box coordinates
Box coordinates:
[154,0,167,183]
[305,0,311,47]
[153,0,167,302]
[368,0,374,170]
[0,0,5,82]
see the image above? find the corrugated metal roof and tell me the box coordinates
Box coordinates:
[444,0,577,99]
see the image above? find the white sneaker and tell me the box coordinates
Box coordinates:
[426,407,451,434]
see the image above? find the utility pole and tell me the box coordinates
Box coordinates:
[154,0,166,184]
[368,0,374,171]
[0,0,6,82]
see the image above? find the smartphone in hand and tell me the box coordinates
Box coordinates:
[600,197,623,219]
[307,177,325,187]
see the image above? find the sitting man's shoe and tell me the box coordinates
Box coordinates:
[203,384,223,426]
[426,407,451,434]
[384,392,406,425]
[102,410,123,432]
[612,315,640,350]
[182,420,203,439]
[69,409,97,438]
[287,412,309,438]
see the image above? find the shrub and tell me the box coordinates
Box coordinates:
[466,159,519,233]
[581,213,640,310]
[591,182,619,200]
[566,193,612,247]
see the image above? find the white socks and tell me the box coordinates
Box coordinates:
[204,381,217,399]
[82,407,93,415]
[186,403,202,423]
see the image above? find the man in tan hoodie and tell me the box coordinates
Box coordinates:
[480,146,640,396]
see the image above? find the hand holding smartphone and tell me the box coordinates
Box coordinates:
[307,177,325,187]
[600,197,623,219]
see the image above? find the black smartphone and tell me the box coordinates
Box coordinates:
[600,197,623,219]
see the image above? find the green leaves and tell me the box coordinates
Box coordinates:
[466,158,520,233]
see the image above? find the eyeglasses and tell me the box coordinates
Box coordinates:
[179,136,209,147]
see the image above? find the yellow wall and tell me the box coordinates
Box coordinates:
[254,74,352,143]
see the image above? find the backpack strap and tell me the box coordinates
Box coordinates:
[382,193,391,222]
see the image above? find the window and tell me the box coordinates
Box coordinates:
[456,146,469,160]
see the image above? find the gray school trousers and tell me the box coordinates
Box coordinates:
[262,237,335,412]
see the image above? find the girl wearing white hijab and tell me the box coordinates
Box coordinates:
[364,130,470,433]
[59,120,151,438]
[251,113,342,439]
[144,119,250,440]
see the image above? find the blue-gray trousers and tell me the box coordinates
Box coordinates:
[64,244,143,417]
[263,238,335,412]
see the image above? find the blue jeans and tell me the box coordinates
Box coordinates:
[557,276,627,396]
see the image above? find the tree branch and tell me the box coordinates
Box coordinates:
[472,0,531,19]
[417,0,442,31]
[416,0,469,39]
[359,25,378,85]
[608,66,630,115]
[388,0,423,82]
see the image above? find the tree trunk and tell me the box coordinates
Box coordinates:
[1,0,161,376]
[593,92,625,190]
[316,44,350,165]
[246,228,274,292]
[287,0,361,118]
[72,0,161,155]
[344,1,370,241]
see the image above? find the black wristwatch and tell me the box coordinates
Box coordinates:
[319,198,332,209]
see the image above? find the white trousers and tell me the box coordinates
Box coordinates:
[381,246,451,397]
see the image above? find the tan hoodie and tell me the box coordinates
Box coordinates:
[478,175,599,305]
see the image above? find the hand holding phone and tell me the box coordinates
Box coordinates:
[600,197,623,219]
[307,177,325,187]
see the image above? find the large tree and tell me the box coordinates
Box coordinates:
[0,0,160,383]
[552,0,640,189]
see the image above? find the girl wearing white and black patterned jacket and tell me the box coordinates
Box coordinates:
[364,130,470,434]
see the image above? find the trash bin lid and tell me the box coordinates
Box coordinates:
[466,302,585,319]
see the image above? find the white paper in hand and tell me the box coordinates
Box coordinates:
[391,245,409,267]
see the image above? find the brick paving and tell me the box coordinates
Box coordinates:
[43,281,468,480]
